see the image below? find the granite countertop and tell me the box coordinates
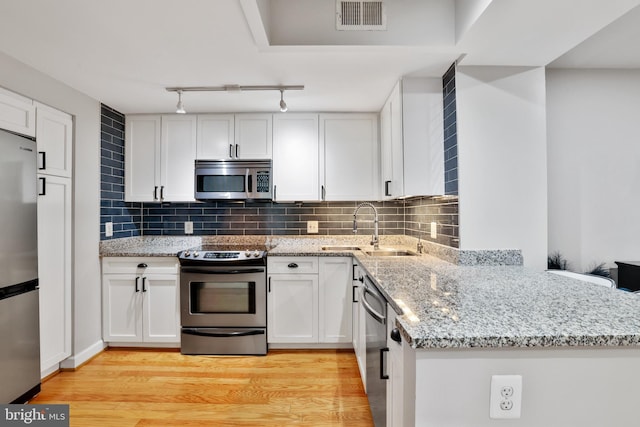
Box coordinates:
[99,236,640,350]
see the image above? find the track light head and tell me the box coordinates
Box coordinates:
[176,90,186,114]
[279,89,288,113]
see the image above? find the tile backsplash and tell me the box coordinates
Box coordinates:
[443,63,458,196]
[100,104,459,248]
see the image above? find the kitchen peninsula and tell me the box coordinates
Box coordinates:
[100,235,640,427]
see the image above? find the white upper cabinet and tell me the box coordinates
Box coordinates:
[380,83,405,199]
[272,114,319,201]
[125,114,196,202]
[320,113,379,201]
[196,114,235,159]
[195,113,271,160]
[234,113,272,159]
[381,78,445,198]
[35,102,73,178]
[0,87,35,137]
[160,114,197,201]
[125,115,161,202]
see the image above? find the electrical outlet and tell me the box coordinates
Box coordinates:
[185,221,193,234]
[105,222,113,237]
[430,222,437,239]
[490,375,522,419]
[307,220,319,234]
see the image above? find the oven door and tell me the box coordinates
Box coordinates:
[180,266,266,328]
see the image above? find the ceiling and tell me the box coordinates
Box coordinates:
[0,0,639,114]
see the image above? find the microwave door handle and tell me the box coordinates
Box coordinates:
[245,168,250,198]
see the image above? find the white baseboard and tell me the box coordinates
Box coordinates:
[60,340,106,369]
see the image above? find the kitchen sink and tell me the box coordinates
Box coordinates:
[321,246,362,251]
[364,249,418,257]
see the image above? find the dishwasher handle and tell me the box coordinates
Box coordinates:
[360,286,386,324]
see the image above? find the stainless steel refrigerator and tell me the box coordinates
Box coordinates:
[0,128,41,403]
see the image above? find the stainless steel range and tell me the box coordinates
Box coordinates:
[178,245,267,355]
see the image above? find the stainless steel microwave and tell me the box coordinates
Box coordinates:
[194,159,272,200]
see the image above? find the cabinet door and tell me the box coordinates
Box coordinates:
[387,304,404,427]
[197,114,235,159]
[0,87,35,137]
[267,274,318,343]
[142,275,180,343]
[125,115,161,201]
[380,98,393,199]
[102,274,143,342]
[352,263,366,387]
[235,114,272,159]
[35,102,73,178]
[319,257,352,343]
[37,175,72,371]
[389,83,405,197]
[320,114,379,200]
[272,114,319,201]
[160,115,197,202]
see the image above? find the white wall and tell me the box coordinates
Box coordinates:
[547,69,640,273]
[456,66,548,270]
[413,346,640,426]
[0,51,103,366]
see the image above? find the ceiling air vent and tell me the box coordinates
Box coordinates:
[337,1,386,31]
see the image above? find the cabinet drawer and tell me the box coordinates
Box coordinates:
[268,257,318,274]
[102,257,179,275]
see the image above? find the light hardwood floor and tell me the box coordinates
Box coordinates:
[31,348,374,427]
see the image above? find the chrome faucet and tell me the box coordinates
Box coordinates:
[353,202,379,249]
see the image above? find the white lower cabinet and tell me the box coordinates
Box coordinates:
[352,261,367,390]
[37,174,72,373]
[102,257,180,344]
[387,304,404,427]
[267,256,352,346]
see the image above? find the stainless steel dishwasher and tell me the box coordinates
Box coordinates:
[361,275,388,427]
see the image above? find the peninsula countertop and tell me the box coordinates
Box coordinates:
[100,236,640,350]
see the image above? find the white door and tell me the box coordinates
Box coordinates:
[102,275,143,342]
[320,114,379,200]
[197,114,235,159]
[35,102,73,178]
[235,114,272,159]
[125,115,161,201]
[319,257,352,343]
[37,174,72,371]
[272,114,319,201]
[142,275,180,343]
[160,115,197,201]
[267,274,318,343]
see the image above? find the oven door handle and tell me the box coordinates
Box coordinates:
[180,267,265,274]
[182,329,265,338]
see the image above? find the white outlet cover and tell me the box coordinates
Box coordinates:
[185,221,193,234]
[307,220,319,234]
[430,222,437,239]
[105,222,113,237]
[490,375,522,419]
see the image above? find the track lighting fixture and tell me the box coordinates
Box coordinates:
[175,90,186,114]
[166,85,303,112]
[279,89,288,113]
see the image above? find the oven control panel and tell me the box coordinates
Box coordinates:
[179,249,266,263]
